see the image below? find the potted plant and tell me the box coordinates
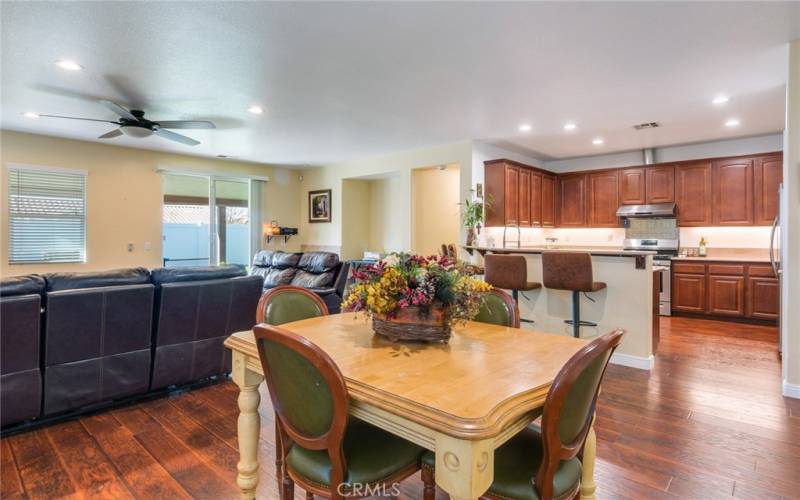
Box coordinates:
[462,191,491,247]
[342,253,492,343]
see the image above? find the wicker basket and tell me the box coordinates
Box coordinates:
[372,306,451,343]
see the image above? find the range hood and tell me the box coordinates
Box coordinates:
[616,202,676,218]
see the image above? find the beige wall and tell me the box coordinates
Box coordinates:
[411,165,460,256]
[0,130,301,276]
[340,179,371,260]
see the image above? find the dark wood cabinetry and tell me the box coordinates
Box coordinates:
[619,168,646,205]
[558,174,586,227]
[645,165,675,203]
[586,171,619,227]
[754,154,783,225]
[675,162,712,226]
[713,158,754,226]
[530,171,543,226]
[518,168,531,226]
[671,261,777,322]
[541,175,556,227]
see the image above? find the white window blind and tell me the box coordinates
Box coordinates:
[7,166,87,264]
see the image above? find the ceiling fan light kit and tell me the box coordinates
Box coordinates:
[34,99,216,146]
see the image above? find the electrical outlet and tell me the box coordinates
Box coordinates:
[127,243,134,252]
[144,241,152,251]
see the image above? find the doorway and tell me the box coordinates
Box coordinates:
[411,164,461,256]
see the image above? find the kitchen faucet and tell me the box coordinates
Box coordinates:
[503,224,521,248]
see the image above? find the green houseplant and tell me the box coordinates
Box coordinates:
[461,191,491,247]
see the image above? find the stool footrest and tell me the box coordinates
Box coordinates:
[564,319,598,327]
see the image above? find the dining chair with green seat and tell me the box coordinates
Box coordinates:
[254,324,426,500]
[421,329,624,500]
[474,289,520,328]
[257,285,329,325]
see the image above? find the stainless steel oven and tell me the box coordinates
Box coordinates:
[653,257,672,316]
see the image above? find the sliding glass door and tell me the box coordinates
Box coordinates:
[161,173,251,268]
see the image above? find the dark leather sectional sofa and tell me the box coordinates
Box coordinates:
[0,265,262,430]
[250,250,349,313]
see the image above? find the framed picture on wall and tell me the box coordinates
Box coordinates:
[308,189,332,223]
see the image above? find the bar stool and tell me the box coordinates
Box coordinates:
[483,254,541,323]
[542,251,607,338]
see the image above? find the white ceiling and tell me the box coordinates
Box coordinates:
[2,2,799,166]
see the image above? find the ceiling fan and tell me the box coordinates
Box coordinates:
[37,100,216,146]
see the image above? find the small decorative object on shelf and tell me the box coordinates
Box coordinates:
[342,253,492,343]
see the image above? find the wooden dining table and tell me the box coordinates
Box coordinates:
[224,313,598,500]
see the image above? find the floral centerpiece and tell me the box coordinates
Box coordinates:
[342,253,492,343]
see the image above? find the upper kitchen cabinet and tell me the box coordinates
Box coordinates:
[586,170,620,227]
[712,157,754,226]
[530,171,543,226]
[645,165,675,203]
[675,162,712,226]
[518,167,531,226]
[619,168,646,205]
[558,173,587,227]
[484,160,517,227]
[541,174,556,227]
[753,153,783,225]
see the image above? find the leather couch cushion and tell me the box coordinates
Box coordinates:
[298,252,340,274]
[271,252,302,269]
[253,250,274,267]
[1,369,41,426]
[264,268,297,287]
[291,270,335,289]
[45,268,150,292]
[1,294,41,374]
[287,418,424,487]
[150,265,246,285]
[0,275,45,296]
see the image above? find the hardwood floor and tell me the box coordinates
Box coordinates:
[2,316,797,499]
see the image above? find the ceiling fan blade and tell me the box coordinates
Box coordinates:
[153,120,216,130]
[98,129,123,139]
[99,100,137,120]
[39,114,118,124]
[154,128,200,146]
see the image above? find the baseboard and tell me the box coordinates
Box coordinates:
[783,380,800,399]
[610,352,654,370]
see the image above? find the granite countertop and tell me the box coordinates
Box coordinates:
[463,245,656,257]
[673,247,772,263]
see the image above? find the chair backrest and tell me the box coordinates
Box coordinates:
[440,244,457,260]
[473,289,519,328]
[535,330,624,499]
[542,251,594,291]
[484,254,528,290]
[254,324,349,489]
[257,285,329,325]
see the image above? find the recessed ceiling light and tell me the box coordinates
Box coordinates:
[22,112,40,119]
[563,123,577,131]
[712,95,730,105]
[725,118,740,127]
[55,60,83,71]
[592,138,604,145]
[248,106,264,114]
[518,123,532,132]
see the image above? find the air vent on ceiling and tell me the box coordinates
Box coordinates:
[633,122,660,130]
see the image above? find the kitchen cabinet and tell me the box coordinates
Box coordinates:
[530,171,543,226]
[558,174,586,227]
[586,170,619,227]
[754,154,783,226]
[541,174,556,227]
[746,264,779,320]
[712,157,754,226]
[619,168,646,205]
[484,160,521,227]
[646,165,675,203]
[707,274,746,317]
[675,162,712,226]
[518,168,531,226]
[672,273,706,314]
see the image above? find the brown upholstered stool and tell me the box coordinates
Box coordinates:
[542,251,607,338]
[484,254,541,323]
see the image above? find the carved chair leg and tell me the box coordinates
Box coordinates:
[281,471,294,500]
[306,492,314,500]
[275,419,283,488]
[421,465,436,500]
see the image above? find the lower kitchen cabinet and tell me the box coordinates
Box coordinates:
[707,275,745,317]
[672,273,706,314]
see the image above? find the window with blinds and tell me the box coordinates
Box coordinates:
[7,166,87,264]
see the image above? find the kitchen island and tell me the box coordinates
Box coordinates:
[465,245,656,370]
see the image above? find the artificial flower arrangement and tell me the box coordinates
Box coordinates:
[342,253,492,342]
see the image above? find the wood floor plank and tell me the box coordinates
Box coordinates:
[44,421,134,499]
[1,439,26,499]
[7,429,77,499]
[80,413,192,499]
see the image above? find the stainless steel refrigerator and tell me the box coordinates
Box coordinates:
[771,184,785,353]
